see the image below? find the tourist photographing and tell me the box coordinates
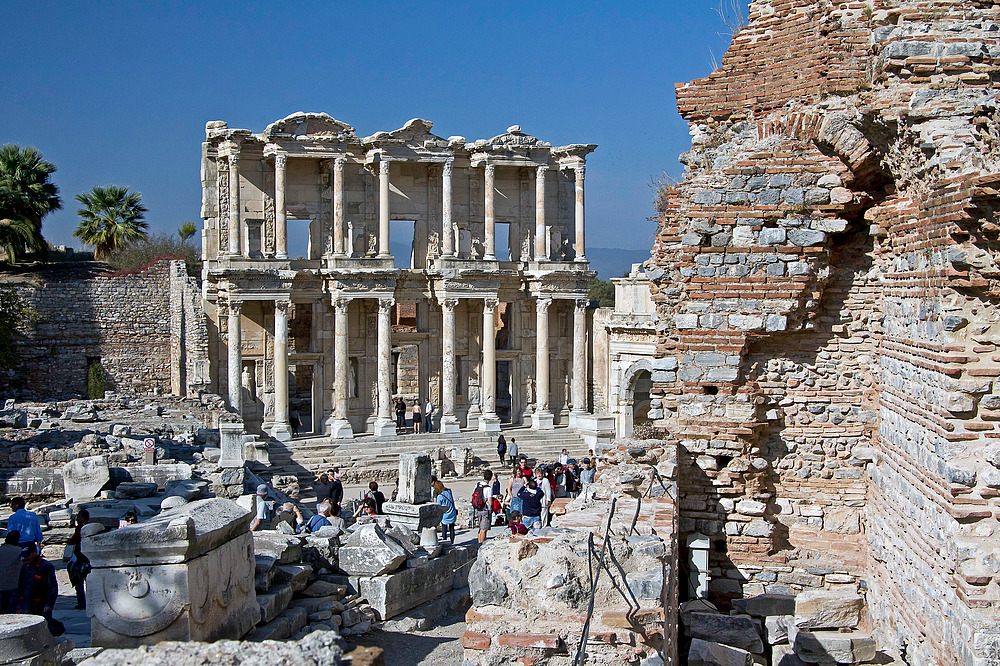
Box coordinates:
[517,478,544,531]
[433,480,457,542]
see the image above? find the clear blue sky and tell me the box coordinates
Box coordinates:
[0,1,736,252]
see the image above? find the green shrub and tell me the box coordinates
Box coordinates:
[105,232,201,277]
[0,285,34,372]
[87,361,107,399]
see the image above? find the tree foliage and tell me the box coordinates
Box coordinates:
[105,231,201,276]
[73,185,148,259]
[178,221,198,241]
[0,144,61,263]
[588,276,615,308]
[0,285,35,372]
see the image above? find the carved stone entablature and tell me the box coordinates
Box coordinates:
[528,271,595,295]
[329,273,400,295]
[434,272,502,297]
[211,269,297,297]
[487,126,550,149]
[263,112,358,141]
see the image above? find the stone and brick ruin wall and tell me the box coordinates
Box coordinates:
[13,259,209,398]
[650,0,1000,663]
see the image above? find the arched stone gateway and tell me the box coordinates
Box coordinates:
[619,359,653,437]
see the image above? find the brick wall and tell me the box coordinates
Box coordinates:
[652,0,1000,663]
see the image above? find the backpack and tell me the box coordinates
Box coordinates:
[490,495,502,514]
[471,484,487,510]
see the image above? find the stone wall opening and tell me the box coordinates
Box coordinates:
[286,218,313,260]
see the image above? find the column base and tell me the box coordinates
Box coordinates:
[373,418,396,438]
[478,414,501,433]
[270,422,292,441]
[532,410,555,431]
[276,251,288,259]
[568,410,588,428]
[330,419,354,440]
[439,415,461,434]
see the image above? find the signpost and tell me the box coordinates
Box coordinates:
[143,437,156,465]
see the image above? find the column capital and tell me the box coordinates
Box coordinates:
[332,296,352,312]
[536,164,549,176]
[378,297,394,314]
[334,156,346,170]
[439,297,459,312]
[575,164,586,180]
[274,152,287,169]
[274,299,292,316]
[443,157,454,176]
[484,163,496,178]
[483,297,499,312]
[536,296,552,313]
[379,158,390,175]
[574,297,588,311]
[224,297,243,315]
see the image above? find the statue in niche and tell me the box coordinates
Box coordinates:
[367,233,378,256]
[525,375,535,404]
[348,360,358,398]
[241,366,255,411]
[469,384,480,406]
[370,381,378,410]
[560,235,571,260]
[427,231,441,259]
[471,238,484,260]
[520,227,532,260]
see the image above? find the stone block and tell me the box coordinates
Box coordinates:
[114,482,158,499]
[759,228,786,245]
[790,627,876,664]
[249,617,291,641]
[164,478,209,501]
[62,455,110,501]
[626,534,667,558]
[252,532,304,564]
[652,357,679,371]
[764,615,793,645]
[685,613,764,653]
[626,568,664,600]
[0,409,27,428]
[381,501,446,531]
[675,314,699,329]
[397,453,432,504]
[281,605,309,634]
[0,468,64,496]
[732,594,795,618]
[736,500,766,516]
[794,589,863,629]
[771,644,806,665]
[115,464,192,490]
[83,498,259,648]
[274,564,312,592]
[0,615,72,665]
[688,638,753,666]
[356,545,469,620]
[787,229,825,246]
[302,534,340,572]
[339,523,408,576]
[258,584,294,623]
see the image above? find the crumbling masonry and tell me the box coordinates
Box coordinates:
[647,0,1000,663]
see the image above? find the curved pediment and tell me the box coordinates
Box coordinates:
[487,125,550,149]
[264,112,358,140]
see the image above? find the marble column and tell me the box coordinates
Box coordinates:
[226,298,242,414]
[333,157,346,256]
[227,151,241,256]
[479,298,500,432]
[275,153,288,259]
[378,159,391,258]
[484,164,496,260]
[373,297,395,436]
[533,296,554,430]
[534,165,548,261]
[439,297,460,433]
[570,298,588,424]
[271,300,292,441]
[442,158,454,257]
[331,297,354,439]
[574,165,586,261]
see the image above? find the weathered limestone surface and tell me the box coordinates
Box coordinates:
[649,0,1000,662]
[82,498,258,647]
[338,523,408,576]
[353,545,471,620]
[61,455,110,501]
[0,615,72,666]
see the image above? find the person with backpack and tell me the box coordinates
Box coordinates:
[433,480,457,542]
[490,472,504,526]
[250,484,273,531]
[517,478,544,531]
[472,470,495,544]
[496,434,507,465]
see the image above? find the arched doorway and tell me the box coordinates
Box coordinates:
[618,359,653,437]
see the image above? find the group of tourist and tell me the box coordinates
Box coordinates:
[394,397,436,434]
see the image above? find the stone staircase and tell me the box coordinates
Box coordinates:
[265,425,591,487]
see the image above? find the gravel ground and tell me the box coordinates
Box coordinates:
[345,613,467,666]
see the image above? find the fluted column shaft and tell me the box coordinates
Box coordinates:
[482,299,498,418]
[484,164,496,260]
[333,157,345,256]
[331,298,353,439]
[440,298,460,432]
[572,299,587,413]
[378,160,391,257]
[227,299,242,413]
[534,165,547,260]
[442,159,454,257]
[275,153,288,259]
[271,300,292,440]
[574,165,586,261]
[227,152,241,256]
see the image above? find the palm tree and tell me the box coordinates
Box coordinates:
[0,144,61,263]
[74,186,148,259]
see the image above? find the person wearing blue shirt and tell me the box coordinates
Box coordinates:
[6,498,42,547]
[433,480,457,542]
[307,502,333,533]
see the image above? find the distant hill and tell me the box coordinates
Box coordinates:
[389,241,649,279]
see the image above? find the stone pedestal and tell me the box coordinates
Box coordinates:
[477,415,501,433]
[381,502,447,531]
[398,453,432,504]
[82,498,259,648]
[532,411,554,431]
[218,422,246,468]
[0,615,72,666]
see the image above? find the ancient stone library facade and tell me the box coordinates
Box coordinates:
[199,114,596,440]
[644,0,1000,664]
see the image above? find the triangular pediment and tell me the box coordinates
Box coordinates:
[388,118,441,142]
[487,125,550,149]
[264,112,357,140]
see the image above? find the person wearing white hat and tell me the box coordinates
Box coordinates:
[250,484,273,531]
